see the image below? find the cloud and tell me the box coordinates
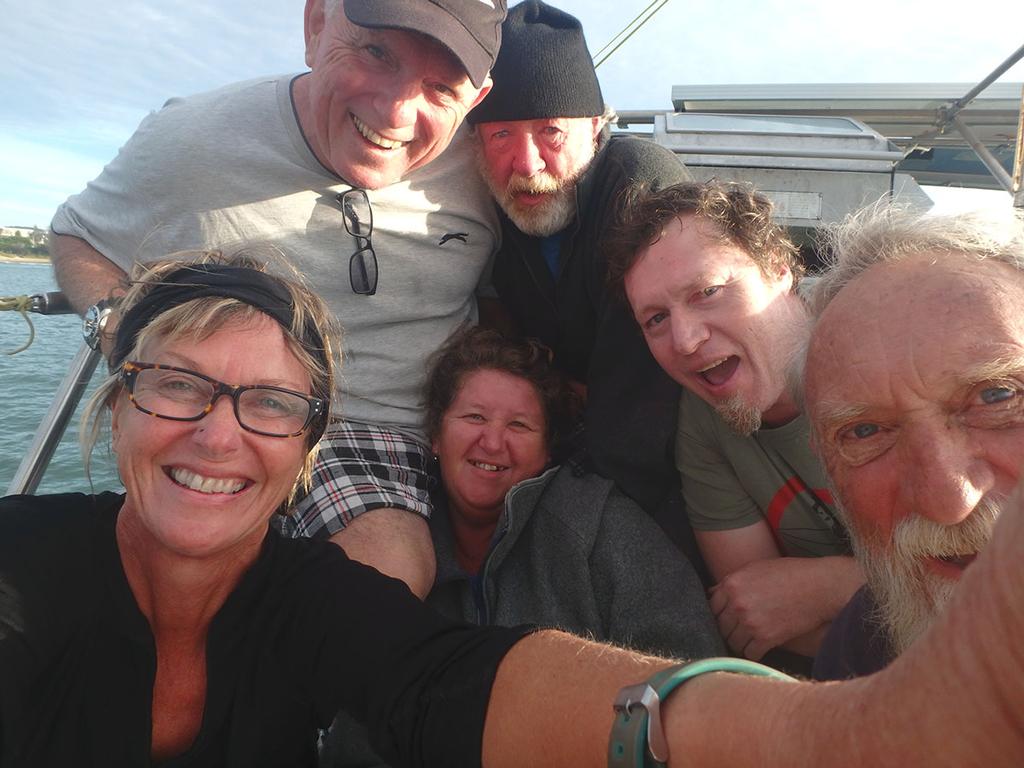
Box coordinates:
[1,0,1021,223]
[0,134,111,227]
[0,0,304,224]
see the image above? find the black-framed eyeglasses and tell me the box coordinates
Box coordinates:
[338,188,378,296]
[121,361,325,439]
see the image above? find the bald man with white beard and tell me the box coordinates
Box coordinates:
[804,206,1024,679]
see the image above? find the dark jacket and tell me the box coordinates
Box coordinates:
[812,585,894,680]
[0,493,527,768]
[492,134,691,516]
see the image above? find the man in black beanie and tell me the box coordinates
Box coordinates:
[467,0,699,564]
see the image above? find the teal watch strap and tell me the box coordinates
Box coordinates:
[608,657,796,768]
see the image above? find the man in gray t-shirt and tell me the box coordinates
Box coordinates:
[48,0,507,598]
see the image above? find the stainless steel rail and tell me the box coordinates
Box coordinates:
[6,342,103,496]
[5,293,103,496]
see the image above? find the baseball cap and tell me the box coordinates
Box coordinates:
[344,0,508,88]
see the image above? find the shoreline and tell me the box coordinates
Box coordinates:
[0,255,49,265]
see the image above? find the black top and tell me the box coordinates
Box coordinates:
[0,492,529,767]
[812,585,893,681]
[492,134,690,516]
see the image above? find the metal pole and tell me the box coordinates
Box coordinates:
[6,341,104,496]
[906,44,1024,157]
[950,43,1024,118]
[665,145,904,162]
[950,115,1015,194]
[1013,86,1024,208]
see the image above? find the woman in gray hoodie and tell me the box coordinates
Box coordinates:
[322,326,721,767]
[420,326,722,657]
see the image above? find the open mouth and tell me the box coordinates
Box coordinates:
[512,191,549,206]
[469,459,508,472]
[168,467,248,495]
[934,552,977,570]
[697,355,740,387]
[351,114,407,151]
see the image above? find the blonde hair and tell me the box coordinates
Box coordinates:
[81,246,341,508]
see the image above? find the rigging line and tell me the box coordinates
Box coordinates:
[594,0,668,69]
[0,294,36,355]
[594,0,670,70]
[592,0,664,60]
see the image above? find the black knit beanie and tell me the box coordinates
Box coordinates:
[467,0,604,125]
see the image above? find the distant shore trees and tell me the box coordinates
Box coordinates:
[0,229,49,258]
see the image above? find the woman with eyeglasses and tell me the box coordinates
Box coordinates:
[0,251,529,767]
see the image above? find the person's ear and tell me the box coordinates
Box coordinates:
[304,0,327,68]
[776,262,794,291]
[467,75,493,112]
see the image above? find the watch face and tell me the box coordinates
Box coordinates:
[82,304,107,347]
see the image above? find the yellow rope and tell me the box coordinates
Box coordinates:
[0,295,37,355]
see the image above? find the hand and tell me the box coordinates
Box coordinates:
[709,556,856,660]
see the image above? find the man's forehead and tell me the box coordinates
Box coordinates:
[814,252,1024,337]
[806,252,1024,401]
[657,214,756,269]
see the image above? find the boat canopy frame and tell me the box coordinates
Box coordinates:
[617,44,1024,203]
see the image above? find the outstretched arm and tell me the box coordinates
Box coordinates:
[482,486,1024,767]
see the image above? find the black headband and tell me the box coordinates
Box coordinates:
[111,263,328,386]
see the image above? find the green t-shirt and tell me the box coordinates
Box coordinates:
[676,390,850,558]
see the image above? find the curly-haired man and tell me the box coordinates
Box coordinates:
[609,180,864,669]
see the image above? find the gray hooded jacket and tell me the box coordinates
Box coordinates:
[428,465,722,657]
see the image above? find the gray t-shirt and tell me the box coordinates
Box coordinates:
[677,390,850,557]
[52,74,499,436]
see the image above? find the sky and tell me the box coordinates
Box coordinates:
[2,0,1022,228]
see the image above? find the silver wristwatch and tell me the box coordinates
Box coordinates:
[82,298,116,350]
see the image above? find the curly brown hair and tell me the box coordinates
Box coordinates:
[606,180,802,298]
[423,326,570,450]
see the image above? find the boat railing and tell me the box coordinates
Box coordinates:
[4,292,105,497]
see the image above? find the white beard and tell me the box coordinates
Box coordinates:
[499,180,577,237]
[852,497,1000,655]
[475,140,595,238]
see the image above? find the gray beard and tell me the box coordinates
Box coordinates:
[474,137,593,238]
[715,394,762,436]
[500,185,577,237]
[852,497,1000,656]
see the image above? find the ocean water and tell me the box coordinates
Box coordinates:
[0,261,123,495]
